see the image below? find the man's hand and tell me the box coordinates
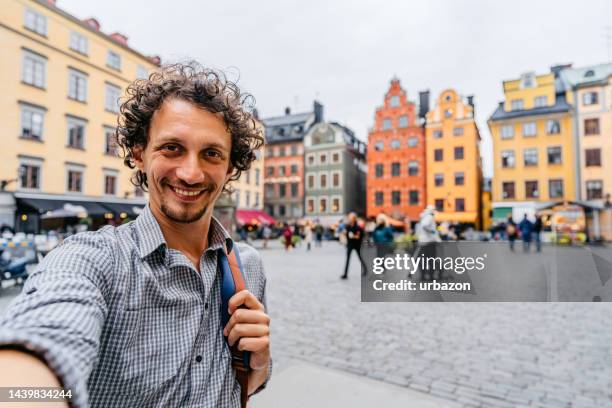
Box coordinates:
[223,290,270,394]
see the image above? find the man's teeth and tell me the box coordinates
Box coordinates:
[173,187,202,196]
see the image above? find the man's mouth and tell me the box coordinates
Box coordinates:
[168,185,206,201]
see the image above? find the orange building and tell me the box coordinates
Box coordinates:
[367,78,427,223]
[425,90,482,228]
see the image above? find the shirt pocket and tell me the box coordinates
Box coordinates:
[118,304,199,396]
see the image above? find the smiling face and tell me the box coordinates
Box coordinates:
[134,98,233,224]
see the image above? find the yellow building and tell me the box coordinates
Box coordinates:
[0,0,158,232]
[425,89,482,228]
[488,67,576,222]
[230,119,265,211]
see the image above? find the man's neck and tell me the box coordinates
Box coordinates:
[149,204,212,265]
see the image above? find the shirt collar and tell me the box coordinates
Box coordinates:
[135,204,234,259]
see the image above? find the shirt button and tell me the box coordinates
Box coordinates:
[195,355,203,363]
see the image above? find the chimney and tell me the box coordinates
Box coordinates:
[284,107,291,115]
[550,63,572,77]
[84,18,100,31]
[467,95,475,108]
[46,0,57,5]
[418,90,430,119]
[110,32,128,46]
[149,55,161,66]
[314,100,324,124]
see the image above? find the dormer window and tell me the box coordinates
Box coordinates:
[520,72,536,89]
[584,70,595,78]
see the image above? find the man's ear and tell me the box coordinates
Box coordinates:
[133,145,145,171]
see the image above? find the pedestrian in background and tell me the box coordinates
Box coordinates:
[533,215,543,252]
[506,216,517,251]
[416,205,441,280]
[372,214,395,260]
[314,220,323,247]
[282,223,293,251]
[341,212,366,279]
[303,221,313,251]
[519,214,533,252]
[262,224,272,249]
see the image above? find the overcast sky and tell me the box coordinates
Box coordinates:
[60,0,612,177]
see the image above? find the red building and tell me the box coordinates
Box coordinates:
[367,78,428,223]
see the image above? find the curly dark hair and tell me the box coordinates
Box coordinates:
[116,62,264,193]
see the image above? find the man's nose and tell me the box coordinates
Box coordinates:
[176,155,205,185]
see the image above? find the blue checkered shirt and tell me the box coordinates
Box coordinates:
[0,205,270,407]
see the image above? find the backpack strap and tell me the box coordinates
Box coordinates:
[218,245,251,408]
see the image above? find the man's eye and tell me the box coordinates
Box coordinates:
[164,145,179,152]
[205,150,221,158]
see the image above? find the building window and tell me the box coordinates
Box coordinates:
[435,199,444,212]
[522,122,537,137]
[320,153,327,164]
[375,164,384,178]
[105,83,121,113]
[409,190,419,205]
[444,109,453,118]
[307,174,315,189]
[245,170,251,184]
[332,172,340,187]
[382,118,392,130]
[398,115,408,128]
[374,141,384,151]
[68,69,88,102]
[290,164,298,175]
[136,65,148,79]
[434,173,444,187]
[390,96,400,107]
[501,125,514,139]
[546,119,560,135]
[265,184,274,198]
[104,174,117,195]
[320,174,327,189]
[69,31,88,55]
[307,198,314,213]
[390,139,400,149]
[433,130,443,139]
[408,161,418,176]
[67,118,86,149]
[245,191,251,207]
[107,50,122,70]
[279,183,286,197]
[453,127,464,136]
[408,137,418,147]
[511,99,524,111]
[67,169,83,193]
[266,166,274,177]
[434,149,443,161]
[455,198,465,212]
[455,172,465,186]
[523,148,538,166]
[255,192,260,207]
[582,92,598,106]
[291,145,298,156]
[525,181,539,198]
[134,186,144,197]
[234,189,241,207]
[19,163,41,190]
[391,162,400,177]
[375,192,384,206]
[547,146,562,165]
[586,180,603,200]
[454,146,464,160]
[319,198,327,213]
[255,169,260,186]
[332,197,340,213]
[307,154,315,165]
[267,147,275,158]
[391,191,401,205]
[24,8,47,36]
[520,72,536,88]
[584,118,600,135]
[502,182,515,199]
[290,182,298,197]
[278,166,286,176]
[278,204,285,217]
[332,152,340,163]
[20,104,44,140]
[549,179,564,199]
[22,50,46,88]
[501,150,515,168]
[534,96,547,107]
[585,148,601,167]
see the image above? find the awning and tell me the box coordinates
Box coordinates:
[17,198,108,217]
[236,210,275,226]
[434,212,478,223]
[101,202,145,217]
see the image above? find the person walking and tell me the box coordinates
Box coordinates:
[262,224,272,249]
[417,205,441,280]
[282,223,293,251]
[314,220,323,247]
[533,215,543,252]
[303,221,313,251]
[506,216,517,251]
[341,212,367,279]
[372,214,395,260]
[519,214,533,252]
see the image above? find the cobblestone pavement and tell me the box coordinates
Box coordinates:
[259,240,612,408]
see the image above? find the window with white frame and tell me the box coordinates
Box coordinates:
[523,148,538,166]
[104,127,117,156]
[18,157,42,190]
[398,115,408,128]
[501,125,514,139]
[511,99,524,111]
[103,170,118,196]
[307,174,315,189]
[255,192,260,207]
[522,122,537,137]
[546,119,561,134]
[306,198,314,214]
[20,104,45,140]
[408,161,418,176]
[390,96,400,107]
[320,173,327,189]
[107,50,122,70]
[582,91,599,106]
[24,8,47,36]
[69,31,88,55]
[255,169,260,186]
[332,171,341,188]
[68,69,87,102]
[66,165,84,193]
[382,118,392,130]
[66,117,86,149]
[22,49,46,88]
[332,152,340,163]
[534,96,547,107]
[319,153,327,164]
[331,196,341,213]
[453,127,464,136]
[501,150,515,168]
[105,83,121,112]
[307,154,315,165]
[434,173,444,187]
[319,197,328,213]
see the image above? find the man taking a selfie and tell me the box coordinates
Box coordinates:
[0,62,271,407]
